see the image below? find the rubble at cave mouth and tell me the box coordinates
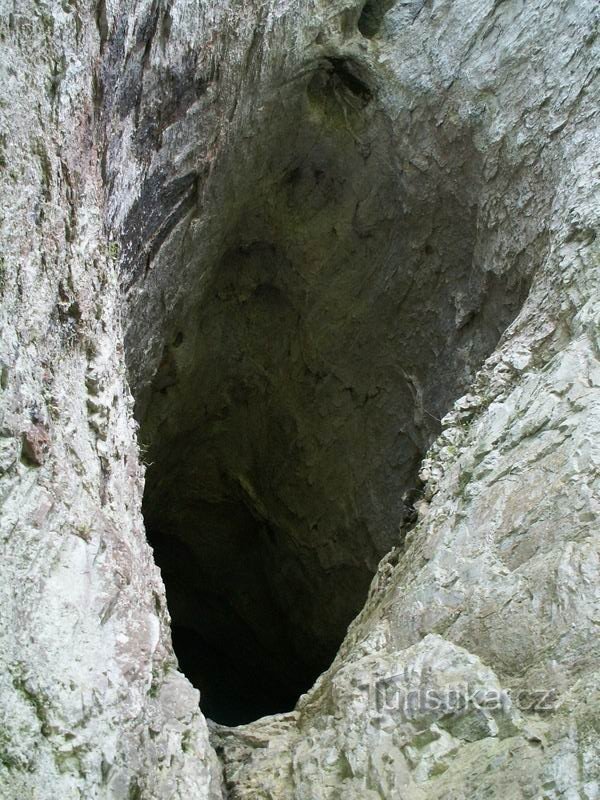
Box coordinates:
[130,60,534,726]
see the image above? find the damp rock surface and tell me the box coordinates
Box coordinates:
[1,0,599,798]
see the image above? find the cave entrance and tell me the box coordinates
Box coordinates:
[145,503,329,726]
[133,57,533,727]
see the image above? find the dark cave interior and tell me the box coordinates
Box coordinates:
[133,54,533,727]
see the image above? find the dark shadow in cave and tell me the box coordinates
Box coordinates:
[144,492,351,726]
[147,514,332,726]
[134,54,535,727]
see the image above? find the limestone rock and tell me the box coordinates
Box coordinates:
[0,1,222,797]
[1,0,598,798]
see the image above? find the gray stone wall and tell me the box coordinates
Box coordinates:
[0,0,598,798]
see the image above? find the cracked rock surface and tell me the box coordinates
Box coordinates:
[0,0,599,797]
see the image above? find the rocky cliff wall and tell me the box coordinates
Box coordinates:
[0,0,598,798]
[0,1,221,796]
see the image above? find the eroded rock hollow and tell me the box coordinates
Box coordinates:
[132,52,531,724]
[1,0,598,797]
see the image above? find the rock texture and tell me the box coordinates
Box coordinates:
[1,0,599,797]
[0,1,221,797]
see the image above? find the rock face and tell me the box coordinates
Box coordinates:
[0,2,221,797]
[1,0,599,798]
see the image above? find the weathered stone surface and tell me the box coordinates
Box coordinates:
[1,0,599,797]
[0,1,221,797]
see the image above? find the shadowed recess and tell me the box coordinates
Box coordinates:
[133,57,532,726]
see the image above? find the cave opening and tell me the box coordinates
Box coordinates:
[358,0,396,38]
[131,57,533,727]
[145,502,327,726]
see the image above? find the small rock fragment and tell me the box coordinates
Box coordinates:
[21,424,51,467]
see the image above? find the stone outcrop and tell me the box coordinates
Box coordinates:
[0,0,598,798]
